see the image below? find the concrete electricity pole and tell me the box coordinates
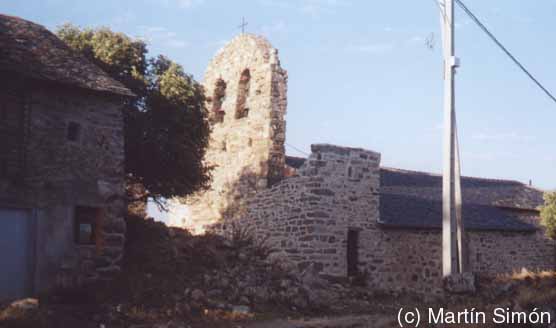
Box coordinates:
[440,0,466,277]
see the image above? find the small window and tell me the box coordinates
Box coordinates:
[212,79,227,112]
[210,79,227,124]
[74,206,100,245]
[67,122,81,142]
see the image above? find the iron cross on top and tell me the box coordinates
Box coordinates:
[238,17,248,34]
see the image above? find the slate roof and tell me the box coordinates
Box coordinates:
[285,156,307,169]
[0,14,134,97]
[379,168,542,232]
[285,156,543,232]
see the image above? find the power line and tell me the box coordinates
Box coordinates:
[454,0,556,105]
[285,142,310,157]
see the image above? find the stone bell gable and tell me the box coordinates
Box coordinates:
[169,34,288,233]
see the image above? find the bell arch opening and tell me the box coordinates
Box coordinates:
[235,69,250,119]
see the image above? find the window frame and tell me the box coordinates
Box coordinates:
[74,206,102,246]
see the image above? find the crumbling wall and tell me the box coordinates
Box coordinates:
[169,34,287,233]
[241,144,381,277]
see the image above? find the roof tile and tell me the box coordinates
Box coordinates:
[379,168,542,232]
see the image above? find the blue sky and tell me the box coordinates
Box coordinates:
[3,0,555,190]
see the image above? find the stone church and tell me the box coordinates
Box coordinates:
[170,34,555,294]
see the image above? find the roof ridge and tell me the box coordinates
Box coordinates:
[380,166,526,186]
[0,13,49,31]
[0,14,134,97]
[285,155,306,160]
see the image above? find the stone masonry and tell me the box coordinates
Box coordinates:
[169,34,288,233]
[169,34,556,295]
[27,87,127,289]
[0,77,127,293]
[240,144,555,295]
[242,144,381,277]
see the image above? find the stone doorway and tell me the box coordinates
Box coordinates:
[347,229,359,276]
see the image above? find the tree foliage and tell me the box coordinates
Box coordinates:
[57,24,211,206]
[540,192,556,239]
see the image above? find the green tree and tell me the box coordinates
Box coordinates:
[540,192,556,239]
[57,24,211,209]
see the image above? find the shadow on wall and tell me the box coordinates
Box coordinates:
[204,160,271,236]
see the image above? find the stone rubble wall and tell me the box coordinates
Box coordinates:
[363,226,556,295]
[0,83,126,292]
[30,88,126,289]
[241,144,381,277]
[169,34,287,234]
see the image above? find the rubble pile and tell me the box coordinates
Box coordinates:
[117,215,323,313]
[93,214,371,326]
[0,215,403,327]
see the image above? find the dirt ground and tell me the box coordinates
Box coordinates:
[245,315,395,328]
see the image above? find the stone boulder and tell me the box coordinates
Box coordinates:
[444,272,476,294]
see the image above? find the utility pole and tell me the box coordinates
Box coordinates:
[440,0,466,277]
[455,126,467,273]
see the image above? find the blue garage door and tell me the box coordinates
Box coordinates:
[0,209,33,301]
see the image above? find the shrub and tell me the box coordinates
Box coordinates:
[540,192,556,239]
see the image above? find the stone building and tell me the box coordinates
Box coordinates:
[170,34,555,294]
[273,150,553,295]
[0,14,131,301]
[169,34,287,234]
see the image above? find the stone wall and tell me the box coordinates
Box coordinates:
[165,34,555,296]
[30,87,126,289]
[169,34,287,233]
[237,144,555,295]
[362,226,555,295]
[242,144,381,277]
[0,77,126,293]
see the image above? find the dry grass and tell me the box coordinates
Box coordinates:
[499,268,556,282]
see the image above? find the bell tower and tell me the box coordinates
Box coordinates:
[169,34,288,234]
